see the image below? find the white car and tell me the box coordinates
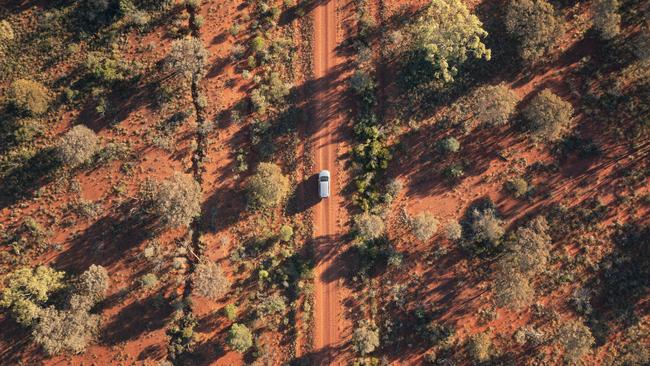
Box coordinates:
[319,170,330,198]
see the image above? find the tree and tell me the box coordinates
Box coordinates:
[32,306,100,355]
[140,173,202,229]
[56,125,100,167]
[0,266,65,326]
[593,0,621,40]
[505,0,562,64]
[352,319,380,355]
[507,216,551,275]
[166,37,208,82]
[166,311,197,360]
[410,212,439,241]
[7,79,51,116]
[354,213,385,240]
[523,89,574,142]
[69,265,110,311]
[557,319,595,364]
[493,261,534,309]
[246,163,290,209]
[455,84,519,132]
[408,0,490,83]
[192,260,230,301]
[468,331,492,362]
[227,323,253,353]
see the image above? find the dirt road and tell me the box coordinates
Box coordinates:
[312,0,349,363]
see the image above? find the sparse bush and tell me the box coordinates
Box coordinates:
[7,79,51,116]
[0,266,65,326]
[354,213,385,240]
[444,220,462,241]
[468,331,492,362]
[455,84,519,132]
[166,38,208,81]
[437,136,460,154]
[410,212,439,241]
[246,163,290,209]
[593,0,621,40]
[32,306,101,355]
[0,20,14,41]
[352,320,380,356]
[227,323,253,353]
[557,319,595,364]
[523,89,574,142]
[56,125,100,168]
[505,0,562,64]
[506,177,529,198]
[407,0,490,83]
[69,265,110,311]
[192,260,230,301]
[140,173,201,228]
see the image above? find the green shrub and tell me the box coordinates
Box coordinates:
[56,125,100,168]
[279,225,293,242]
[471,207,505,246]
[437,136,460,154]
[408,0,490,83]
[224,304,238,321]
[352,320,379,356]
[454,84,519,132]
[84,52,135,84]
[506,177,529,198]
[227,323,253,353]
[593,0,621,40]
[139,273,159,288]
[167,311,197,359]
[353,213,385,240]
[505,0,562,64]
[443,162,464,181]
[246,163,290,209]
[140,173,202,229]
[0,266,66,326]
[192,260,230,301]
[251,35,265,53]
[32,306,101,355]
[523,89,574,142]
[410,212,439,241]
[7,79,51,116]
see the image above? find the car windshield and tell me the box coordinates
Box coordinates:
[320,176,329,182]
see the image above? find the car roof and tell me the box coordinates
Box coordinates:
[319,170,330,176]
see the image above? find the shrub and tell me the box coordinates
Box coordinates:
[256,293,287,319]
[167,311,197,359]
[523,89,574,142]
[505,0,562,64]
[246,163,290,209]
[69,265,110,311]
[166,38,208,81]
[444,220,462,241]
[0,266,65,326]
[56,125,100,167]
[251,35,265,53]
[507,216,551,275]
[437,136,460,154]
[140,173,202,229]
[84,52,135,84]
[385,178,403,203]
[32,306,100,355]
[472,208,504,245]
[410,212,439,241]
[140,273,159,288]
[0,20,14,41]
[557,320,595,364]
[7,79,51,116]
[455,84,519,131]
[352,320,380,356]
[408,0,490,83]
[354,213,385,240]
[224,304,238,321]
[468,331,492,362]
[506,177,529,198]
[279,225,293,242]
[227,323,253,353]
[443,162,465,181]
[493,262,534,309]
[593,0,621,40]
[192,261,230,301]
[350,69,376,96]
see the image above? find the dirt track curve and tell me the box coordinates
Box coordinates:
[312,0,348,363]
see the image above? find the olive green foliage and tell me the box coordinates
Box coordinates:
[224,304,238,321]
[7,79,51,116]
[246,162,290,209]
[166,37,208,81]
[523,89,574,142]
[69,264,110,311]
[409,0,491,83]
[227,323,253,353]
[167,311,197,360]
[352,319,380,356]
[437,136,460,154]
[251,35,265,52]
[250,72,291,114]
[505,0,562,64]
[0,266,65,326]
[468,331,492,362]
[140,173,202,229]
[593,0,621,40]
[506,177,529,198]
[32,306,101,355]
[0,20,14,41]
[84,52,136,84]
[410,212,439,241]
[256,293,286,320]
[279,224,293,242]
[454,84,519,132]
[56,125,100,167]
[557,319,595,364]
[139,273,159,288]
[354,213,385,240]
[192,260,230,301]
